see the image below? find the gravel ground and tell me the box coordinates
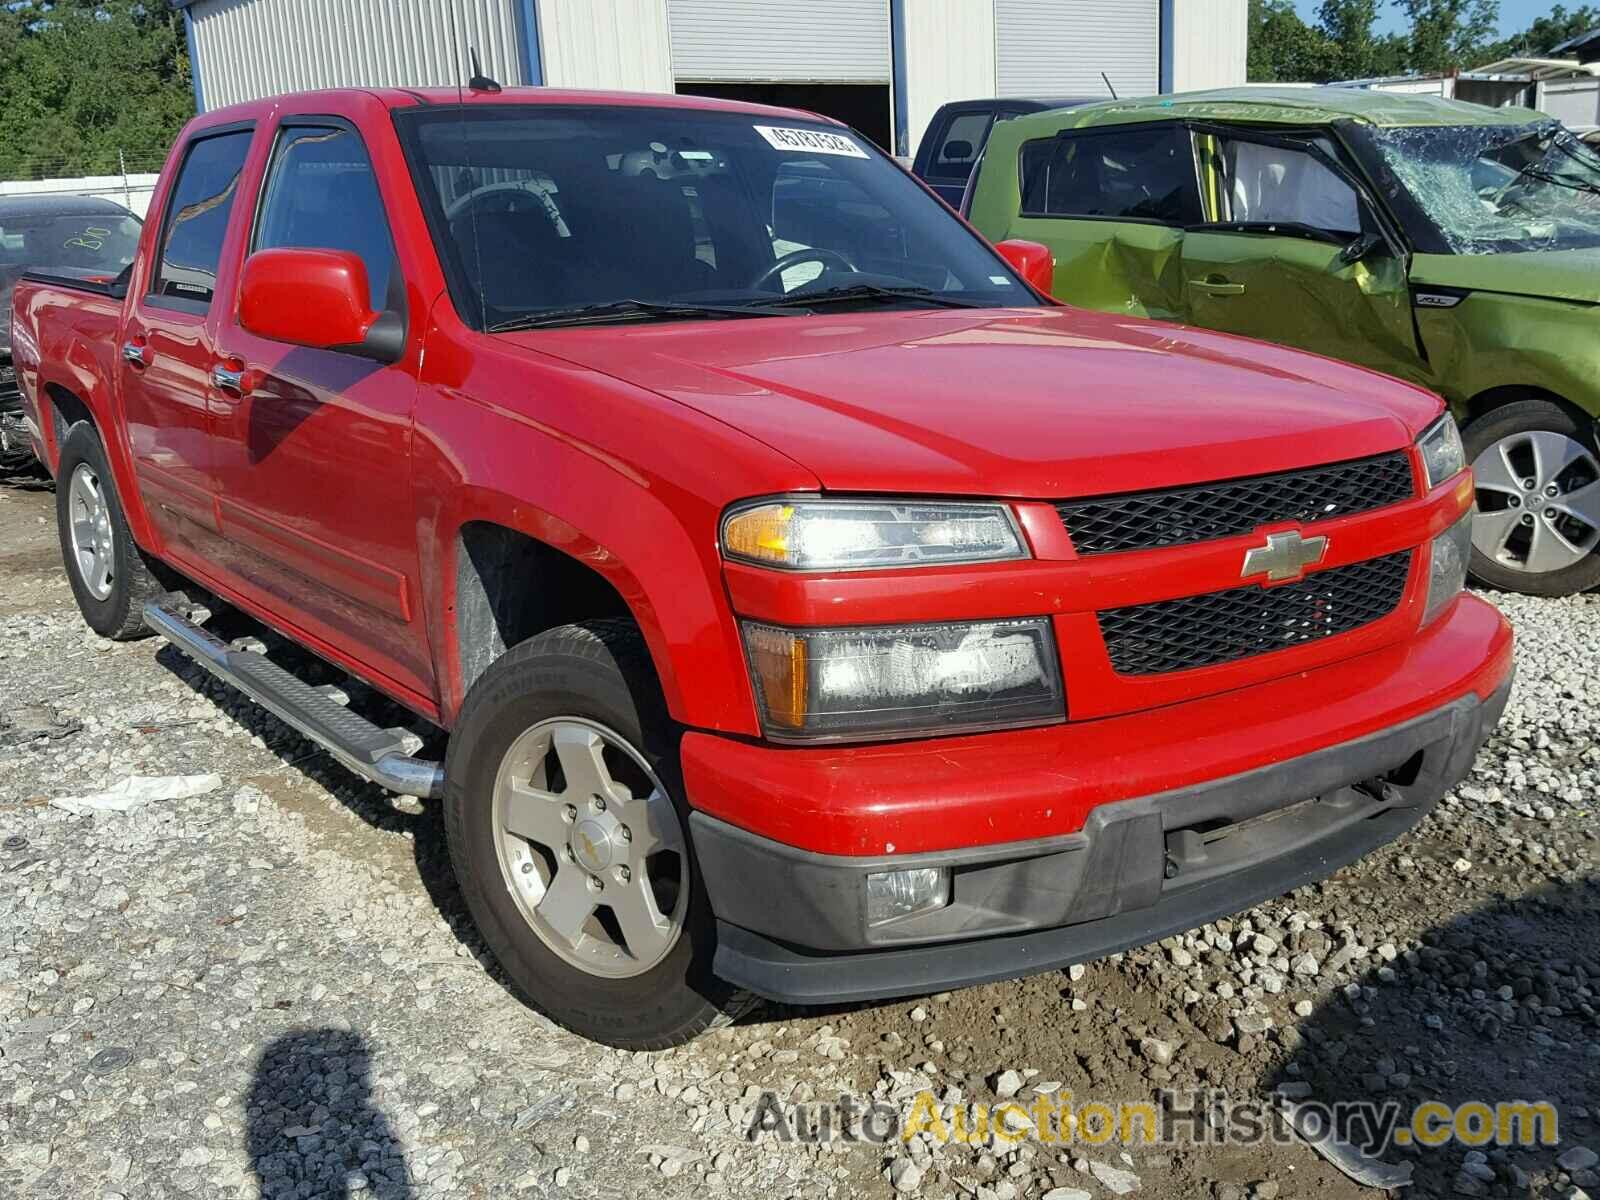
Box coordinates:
[1,474,1597,1200]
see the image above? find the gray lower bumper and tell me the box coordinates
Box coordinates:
[697,676,1511,1006]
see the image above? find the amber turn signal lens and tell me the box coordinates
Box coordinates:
[721,503,795,567]
[743,623,808,729]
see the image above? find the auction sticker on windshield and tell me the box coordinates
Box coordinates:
[754,126,869,158]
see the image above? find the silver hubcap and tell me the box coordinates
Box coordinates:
[67,463,116,601]
[1472,430,1600,575]
[491,718,687,978]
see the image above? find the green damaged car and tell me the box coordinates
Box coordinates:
[967,86,1600,597]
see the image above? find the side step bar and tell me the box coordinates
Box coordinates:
[143,601,445,799]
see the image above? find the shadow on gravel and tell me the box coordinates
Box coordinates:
[1263,876,1600,1199]
[247,1028,415,1199]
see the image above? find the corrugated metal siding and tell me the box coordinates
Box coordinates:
[539,0,674,92]
[994,0,1159,98]
[667,0,890,83]
[905,0,997,157]
[188,0,527,110]
[1170,0,1246,91]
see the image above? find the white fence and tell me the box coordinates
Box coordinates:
[0,173,162,218]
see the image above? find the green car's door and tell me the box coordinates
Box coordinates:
[1179,127,1429,386]
[1002,122,1203,320]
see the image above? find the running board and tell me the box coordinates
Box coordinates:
[142,601,444,799]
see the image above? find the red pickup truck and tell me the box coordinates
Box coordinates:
[12,86,1512,1049]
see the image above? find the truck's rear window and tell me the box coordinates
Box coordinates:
[394,104,1038,330]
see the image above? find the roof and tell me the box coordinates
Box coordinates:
[1013,85,1546,133]
[193,84,842,128]
[1549,26,1600,56]
[0,195,137,218]
[1467,57,1600,81]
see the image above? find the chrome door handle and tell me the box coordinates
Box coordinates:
[1190,278,1246,296]
[210,365,246,395]
[121,341,150,367]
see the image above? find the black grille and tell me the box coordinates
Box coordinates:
[1058,452,1415,555]
[1098,552,1412,675]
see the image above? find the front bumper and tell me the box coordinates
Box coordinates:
[691,599,1512,1005]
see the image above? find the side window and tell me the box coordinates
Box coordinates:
[931,112,994,178]
[254,124,398,311]
[150,129,253,309]
[1197,133,1362,236]
[1020,126,1201,225]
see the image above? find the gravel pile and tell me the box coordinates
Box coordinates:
[1,482,1596,1200]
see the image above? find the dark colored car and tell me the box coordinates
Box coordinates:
[0,196,140,470]
[912,97,1093,207]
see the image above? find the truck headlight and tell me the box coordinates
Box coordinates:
[721,498,1027,571]
[742,618,1064,741]
[1417,414,1466,490]
[1423,510,1472,626]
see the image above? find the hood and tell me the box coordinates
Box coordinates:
[509,307,1440,498]
[1411,249,1600,306]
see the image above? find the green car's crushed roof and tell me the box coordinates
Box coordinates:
[1021,85,1546,134]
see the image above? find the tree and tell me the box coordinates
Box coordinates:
[1477,4,1600,60]
[0,1,195,181]
[1395,0,1501,73]
[1316,0,1408,78]
[1247,0,1339,81]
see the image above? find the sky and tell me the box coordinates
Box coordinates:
[1291,0,1568,37]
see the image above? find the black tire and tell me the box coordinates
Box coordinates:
[1461,399,1600,597]
[55,422,168,640]
[444,619,752,1048]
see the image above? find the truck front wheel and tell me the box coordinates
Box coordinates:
[55,423,166,640]
[444,620,750,1048]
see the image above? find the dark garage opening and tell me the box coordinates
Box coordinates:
[674,83,892,152]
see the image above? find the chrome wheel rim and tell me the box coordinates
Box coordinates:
[1471,430,1600,575]
[491,717,687,979]
[67,463,115,601]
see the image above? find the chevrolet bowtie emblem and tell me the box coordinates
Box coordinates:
[1242,531,1328,583]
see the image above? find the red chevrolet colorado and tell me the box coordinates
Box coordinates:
[11,86,1512,1049]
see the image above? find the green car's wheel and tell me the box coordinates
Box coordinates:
[1463,398,1600,597]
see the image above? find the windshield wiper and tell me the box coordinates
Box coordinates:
[488,298,800,332]
[761,283,984,310]
[1511,165,1600,200]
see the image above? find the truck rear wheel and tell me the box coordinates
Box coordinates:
[444,620,749,1048]
[55,423,166,640]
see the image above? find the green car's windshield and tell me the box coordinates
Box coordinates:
[1369,122,1600,254]
[395,105,1040,330]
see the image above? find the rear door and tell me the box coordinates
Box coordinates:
[206,113,431,699]
[1180,126,1428,385]
[119,125,255,565]
[1004,122,1200,319]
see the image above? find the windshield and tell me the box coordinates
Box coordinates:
[396,105,1039,329]
[1367,122,1600,254]
[0,211,142,279]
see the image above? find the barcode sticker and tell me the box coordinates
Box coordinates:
[753,125,869,158]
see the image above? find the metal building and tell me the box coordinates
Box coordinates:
[177,0,1247,156]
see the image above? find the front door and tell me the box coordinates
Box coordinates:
[207,117,430,700]
[1180,127,1427,386]
[119,126,255,566]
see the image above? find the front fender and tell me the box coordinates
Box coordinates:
[1417,290,1600,419]
[412,325,819,733]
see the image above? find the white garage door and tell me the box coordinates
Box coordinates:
[667,0,890,83]
[995,0,1160,98]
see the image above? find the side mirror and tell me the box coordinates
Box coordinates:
[994,239,1054,295]
[941,139,974,162]
[1339,232,1384,266]
[239,248,404,363]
